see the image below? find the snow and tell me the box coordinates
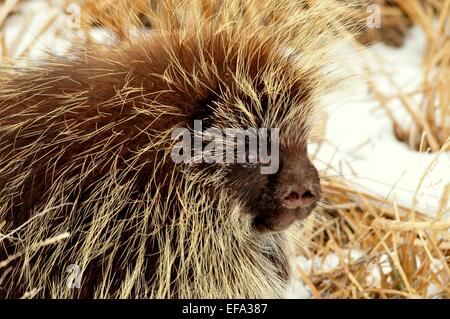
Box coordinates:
[287,249,366,299]
[1,1,74,59]
[286,278,312,299]
[314,26,449,218]
[291,249,447,298]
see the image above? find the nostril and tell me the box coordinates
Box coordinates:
[283,190,316,209]
[301,190,315,201]
[285,191,300,202]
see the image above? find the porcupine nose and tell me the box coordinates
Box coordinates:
[277,152,321,210]
[282,188,316,209]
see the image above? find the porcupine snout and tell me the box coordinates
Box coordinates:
[278,154,320,211]
[254,152,321,233]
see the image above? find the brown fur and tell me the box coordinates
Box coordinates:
[0,0,352,298]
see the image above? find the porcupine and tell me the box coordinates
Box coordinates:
[0,0,353,298]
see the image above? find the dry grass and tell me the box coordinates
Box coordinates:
[0,0,448,299]
[301,149,449,298]
[365,0,449,152]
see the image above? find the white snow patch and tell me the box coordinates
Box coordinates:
[314,25,449,217]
